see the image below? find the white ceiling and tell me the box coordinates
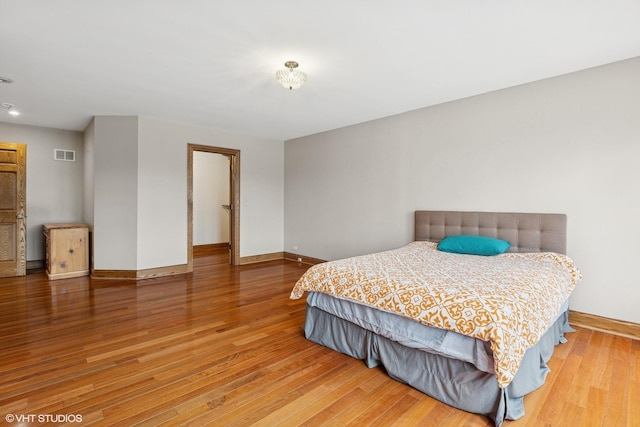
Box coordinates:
[1,1,639,141]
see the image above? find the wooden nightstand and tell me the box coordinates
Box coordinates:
[43,223,89,280]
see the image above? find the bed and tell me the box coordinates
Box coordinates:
[289,210,582,426]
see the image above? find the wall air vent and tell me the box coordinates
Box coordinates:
[54,149,76,161]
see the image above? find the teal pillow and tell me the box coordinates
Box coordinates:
[436,235,511,256]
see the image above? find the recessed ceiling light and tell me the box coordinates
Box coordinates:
[1,103,20,116]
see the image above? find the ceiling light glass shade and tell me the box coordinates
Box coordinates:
[276,61,307,90]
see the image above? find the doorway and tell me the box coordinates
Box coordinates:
[187,144,240,270]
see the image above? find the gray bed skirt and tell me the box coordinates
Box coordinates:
[304,305,574,426]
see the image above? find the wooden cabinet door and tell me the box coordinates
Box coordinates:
[49,227,88,276]
[0,142,26,277]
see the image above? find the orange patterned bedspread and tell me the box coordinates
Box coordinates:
[290,241,582,387]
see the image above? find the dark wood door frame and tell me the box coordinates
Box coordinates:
[187,144,240,269]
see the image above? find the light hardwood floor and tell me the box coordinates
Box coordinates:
[0,252,638,426]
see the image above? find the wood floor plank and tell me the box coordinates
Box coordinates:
[0,253,638,426]
[582,386,607,427]
[369,394,420,427]
[629,380,640,427]
[571,328,599,408]
[338,380,409,427]
[345,380,413,427]
[194,355,347,425]
[275,366,376,426]
[388,390,440,427]
[603,336,630,426]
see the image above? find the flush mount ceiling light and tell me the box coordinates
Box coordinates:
[275,61,307,90]
[1,103,20,116]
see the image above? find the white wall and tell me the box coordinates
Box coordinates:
[86,116,282,271]
[92,116,139,270]
[193,152,230,245]
[83,120,95,229]
[0,122,84,261]
[136,116,283,269]
[284,57,640,324]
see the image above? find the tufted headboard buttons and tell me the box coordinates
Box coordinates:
[414,211,567,254]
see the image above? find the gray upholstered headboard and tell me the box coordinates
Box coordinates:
[415,211,567,254]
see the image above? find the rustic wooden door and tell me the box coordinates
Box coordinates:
[0,142,26,277]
